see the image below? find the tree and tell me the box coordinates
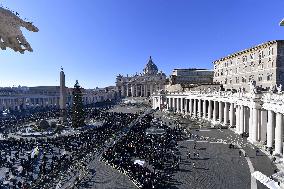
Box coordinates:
[72,80,85,128]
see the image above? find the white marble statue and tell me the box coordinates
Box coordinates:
[0,7,39,53]
[249,80,257,94]
[269,84,275,93]
[277,84,282,94]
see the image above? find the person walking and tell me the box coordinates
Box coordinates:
[187,152,191,159]
[239,150,242,157]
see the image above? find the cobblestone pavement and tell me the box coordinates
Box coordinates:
[155,112,276,189]
[75,154,137,189]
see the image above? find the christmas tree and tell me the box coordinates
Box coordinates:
[72,80,85,128]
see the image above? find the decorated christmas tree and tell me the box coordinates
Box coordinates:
[72,80,85,128]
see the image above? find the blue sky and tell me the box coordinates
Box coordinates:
[1,0,284,88]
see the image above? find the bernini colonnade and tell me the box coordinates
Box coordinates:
[152,90,284,156]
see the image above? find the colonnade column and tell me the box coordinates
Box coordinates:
[181,98,184,113]
[260,110,267,143]
[267,110,275,148]
[213,101,217,122]
[203,100,207,118]
[193,99,197,117]
[166,98,169,110]
[224,102,229,125]
[208,100,212,120]
[244,107,250,134]
[186,99,189,113]
[274,113,283,155]
[229,103,234,127]
[219,101,223,123]
[239,105,244,134]
[198,99,202,118]
[176,98,179,112]
[189,99,193,115]
[248,108,253,140]
[250,108,259,143]
[235,105,240,133]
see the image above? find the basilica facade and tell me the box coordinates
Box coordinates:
[116,56,167,97]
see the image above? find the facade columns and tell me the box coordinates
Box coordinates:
[274,113,283,155]
[126,85,129,97]
[150,85,153,96]
[135,85,138,97]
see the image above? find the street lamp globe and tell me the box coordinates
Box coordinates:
[280,18,284,26]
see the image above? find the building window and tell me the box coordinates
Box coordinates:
[242,55,247,62]
[269,47,274,56]
[250,53,254,60]
[267,73,273,81]
[236,77,239,83]
[261,50,265,58]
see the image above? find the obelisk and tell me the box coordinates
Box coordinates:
[59,67,67,122]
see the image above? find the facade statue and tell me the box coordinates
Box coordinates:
[0,7,38,53]
[207,87,211,93]
[249,80,257,94]
[277,84,282,94]
[269,84,276,93]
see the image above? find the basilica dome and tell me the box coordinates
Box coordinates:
[143,56,158,75]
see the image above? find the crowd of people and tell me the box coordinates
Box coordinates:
[0,107,60,134]
[102,113,184,189]
[0,106,139,189]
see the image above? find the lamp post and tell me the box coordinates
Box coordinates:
[280,18,284,26]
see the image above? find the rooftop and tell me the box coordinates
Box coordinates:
[213,40,284,64]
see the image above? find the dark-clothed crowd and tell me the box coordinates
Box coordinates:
[0,106,138,189]
[102,114,184,189]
